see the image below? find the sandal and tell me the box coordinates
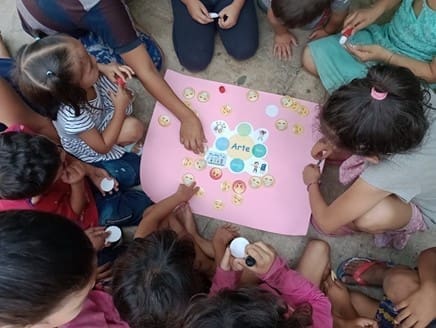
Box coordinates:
[336,257,393,286]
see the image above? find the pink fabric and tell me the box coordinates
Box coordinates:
[339,155,366,185]
[210,257,332,328]
[61,290,129,328]
[374,203,427,250]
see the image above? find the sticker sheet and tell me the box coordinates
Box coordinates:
[141,70,319,235]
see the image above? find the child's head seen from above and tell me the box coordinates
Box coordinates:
[272,0,331,29]
[0,132,63,200]
[14,34,99,120]
[0,210,96,328]
[320,64,430,158]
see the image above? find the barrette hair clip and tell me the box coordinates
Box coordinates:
[46,70,55,77]
[371,87,388,101]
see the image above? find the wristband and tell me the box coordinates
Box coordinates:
[306,181,320,191]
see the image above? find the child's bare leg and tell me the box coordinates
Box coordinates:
[302,46,318,77]
[383,267,419,304]
[296,239,331,287]
[0,33,11,59]
[117,117,145,146]
[349,291,379,318]
[176,203,214,258]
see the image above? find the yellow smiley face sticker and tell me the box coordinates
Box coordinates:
[213,200,224,210]
[182,173,195,186]
[275,119,288,131]
[292,124,304,135]
[182,157,193,168]
[248,176,262,189]
[247,90,259,102]
[231,194,243,206]
[221,104,232,116]
[262,175,275,187]
[183,87,195,99]
[220,181,231,192]
[194,159,207,171]
[158,115,171,127]
[197,91,210,103]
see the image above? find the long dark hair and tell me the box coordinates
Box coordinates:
[13,34,87,120]
[183,287,313,328]
[0,210,95,326]
[320,64,431,157]
[112,229,211,328]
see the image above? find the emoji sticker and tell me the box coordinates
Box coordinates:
[194,159,207,171]
[248,176,262,189]
[280,96,294,108]
[213,200,224,210]
[182,173,195,186]
[209,167,223,180]
[231,194,243,206]
[221,104,232,116]
[183,87,195,99]
[246,90,259,102]
[297,106,309,117]
[292,124,304,135]
[182,157,193,168]
[196,187,205,197]
[197,91,210,102]
[220,181,231,192]
[158,115,171,127]
[262,175,275,187]
[232,180,247,194]
[275,119,288,131]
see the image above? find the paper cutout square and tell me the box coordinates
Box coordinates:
[141,70,319,236]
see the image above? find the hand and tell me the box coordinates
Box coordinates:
[395,283,436,328]
[219,247,242,271]
[351,317,378,328]
[96,262,112,282]
[85,165,120,196]
[343,7,383,34]
[175,182,200,202]
[85,226,110,251]
[109,85,132,115]
[98,62,135,84]
[212,224,239,255]
[218,3,241,29]
[311,138,335,160]
[303,164,321,186]
[184,0,213,24]
[346,44,392,63]
[273,31,298,60]
[234,241,276,275]
[61,161,86,185]
[309,28,330,40]
[180,114,207,154]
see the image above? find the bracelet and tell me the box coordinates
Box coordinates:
[306,181,320,191]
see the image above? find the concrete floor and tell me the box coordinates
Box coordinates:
[1,0,435,298]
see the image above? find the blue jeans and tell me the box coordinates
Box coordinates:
[92,152,153,226]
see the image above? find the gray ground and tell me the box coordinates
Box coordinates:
[1,0,434,298]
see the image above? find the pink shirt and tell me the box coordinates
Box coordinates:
[62,290,129,328]
[210,257,333,328]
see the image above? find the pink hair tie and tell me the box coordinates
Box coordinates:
[371,87,388,100]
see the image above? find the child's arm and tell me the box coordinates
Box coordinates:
[79,86,130,154]
[134,183,199,239]
[394,248,436,326]
[309,10,349,40]
[267,8,297,60]
[61,161,89,216]
[97,63,134,84]
[209,248,242,295]
[218,0,245,29]
[303,164,390,233]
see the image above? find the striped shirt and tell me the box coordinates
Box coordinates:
[53,75,133,163]
[16,0,141,54]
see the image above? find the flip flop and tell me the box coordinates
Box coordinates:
[336,257,392,286]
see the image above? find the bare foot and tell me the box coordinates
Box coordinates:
[175,203,197,236]
[0,32,11,59]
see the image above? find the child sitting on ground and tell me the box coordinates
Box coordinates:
[112,183,239,328]
[183,239,333,328]
[14,34,145,188]
[303,64,436,249]
[0,130,152,227]
[0,210,128,328]
[303,0,436,93]
[259,0,349,60]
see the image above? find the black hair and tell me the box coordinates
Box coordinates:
[272,0,331,29]
[13,34,87,120]
[320,64,431,157]
[112,229,211,328]
[0,132,61,199]
[0,210,95,325]
[183,287,313,328]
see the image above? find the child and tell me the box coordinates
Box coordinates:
[0,130,152,227]
[171,0,259,71]
[0,210,127,328]
[17,0,206,154]
[183,240,332,328]
[14,34,147,187]
[260,0,349,60]
[303,64,436,249]
[112,183,239,328]
[325,249,436,328]
[303,0,436,93]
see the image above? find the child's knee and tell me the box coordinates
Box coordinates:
[302,46,317,75]
[122,118,145,144]
[306,239,330,258]
[383,268,419,303]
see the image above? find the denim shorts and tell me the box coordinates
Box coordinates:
[92,152,153,227]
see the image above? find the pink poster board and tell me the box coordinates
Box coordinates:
[141,70,319,235]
